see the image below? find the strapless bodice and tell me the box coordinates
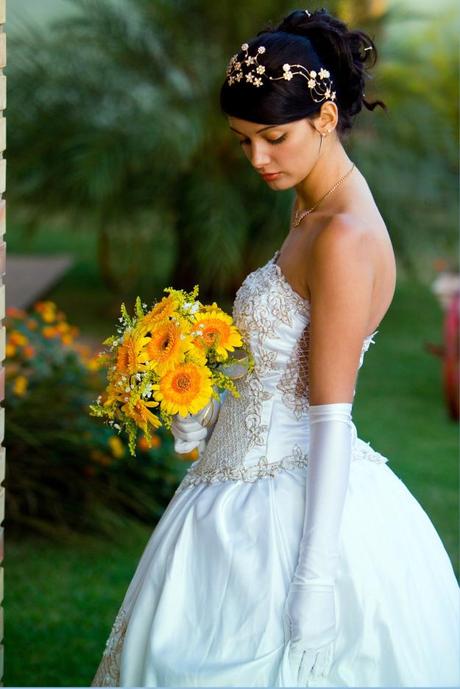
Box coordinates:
[176,251,386,494]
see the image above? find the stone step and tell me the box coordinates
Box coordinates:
[6,254,73,309]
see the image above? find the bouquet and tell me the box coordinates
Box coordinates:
[90,286,252,456]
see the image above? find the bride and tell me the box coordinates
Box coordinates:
[91,8,459,687]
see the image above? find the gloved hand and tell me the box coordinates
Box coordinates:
[283,580,336,684]
[171,393,223,454]
[284,402,353,684]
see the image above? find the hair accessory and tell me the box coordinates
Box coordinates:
[305,9,311,16]
[364,46,373,51]
[226,43,336,104]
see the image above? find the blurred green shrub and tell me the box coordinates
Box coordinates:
[5,303,189,540]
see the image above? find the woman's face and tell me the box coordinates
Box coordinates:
[227,115,320,189]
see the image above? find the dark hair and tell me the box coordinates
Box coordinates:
[220,7,387,139]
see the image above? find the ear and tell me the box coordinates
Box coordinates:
[316,101,338,135]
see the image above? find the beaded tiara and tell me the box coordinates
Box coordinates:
[225,41,336,104]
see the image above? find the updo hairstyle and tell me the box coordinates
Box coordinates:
[220,7,387,139]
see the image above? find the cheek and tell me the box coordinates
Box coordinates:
[280,141,308,168]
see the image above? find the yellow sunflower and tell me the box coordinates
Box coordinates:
[145,320,190,374]
[153,361,213,416]
[115,328,151,375]
[140,294,179,332]
[192,310,242,360]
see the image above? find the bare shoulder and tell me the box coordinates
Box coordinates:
[305,209,396,345]
[313,212,372,245]
[308,213,374,281]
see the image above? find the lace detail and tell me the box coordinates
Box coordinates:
[232,255,309,342]
[175,436,389,494]
[353,437,388,464]
[174,370,272,494]
[172,252,383,494]
[277,324,311,419]
[175,444,309,494]
[270,250,311,312]
[359,330,379,368]
[178,252,311,494]
[91,606,128,687]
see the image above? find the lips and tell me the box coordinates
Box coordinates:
[261,172,281,180]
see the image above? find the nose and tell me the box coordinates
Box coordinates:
[249,143,271,170]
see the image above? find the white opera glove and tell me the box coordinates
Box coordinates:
[171,392,223,454]
[284,402,353,685]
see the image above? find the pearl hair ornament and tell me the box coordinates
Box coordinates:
[226,42,336,105]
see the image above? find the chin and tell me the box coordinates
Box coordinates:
[272,177,294,191]
[264,176,290,190]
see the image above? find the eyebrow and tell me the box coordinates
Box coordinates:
[229,124,279,135]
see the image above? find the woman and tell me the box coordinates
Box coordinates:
[91,8,460,687]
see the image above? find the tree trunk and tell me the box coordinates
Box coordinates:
[97,224,123,293]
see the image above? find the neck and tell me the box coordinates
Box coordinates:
[294,138,354,212]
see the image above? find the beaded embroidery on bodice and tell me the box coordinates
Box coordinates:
[176,250,385,494]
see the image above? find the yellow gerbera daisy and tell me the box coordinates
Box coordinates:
[146,320,190,374]
[103,378,127,406]
[140,294,179,332]
[121,397,161,432]
[153,361,213,416]
[185,342,208,367]
[116,328,151,375]
[192,310,242,360]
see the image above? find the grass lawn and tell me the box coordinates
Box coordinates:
[4,517,153,687]
[4,221,459,686]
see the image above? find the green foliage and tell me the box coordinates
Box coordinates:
[347,3,459,277]
[5,302,188,539]
[9,0,457,298]
[119,302,134,328]
[3,0,323,297]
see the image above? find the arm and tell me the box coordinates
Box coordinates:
[284,219,375,683]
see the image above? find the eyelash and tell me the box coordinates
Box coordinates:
[239,134,287,147]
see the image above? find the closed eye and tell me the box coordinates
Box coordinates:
[239,134,287,146]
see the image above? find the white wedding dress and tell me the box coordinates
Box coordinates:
[91,250,460,688]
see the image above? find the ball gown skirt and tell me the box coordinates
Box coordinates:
[91,251,460,687]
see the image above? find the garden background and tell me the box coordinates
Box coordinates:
[5,0,459,685]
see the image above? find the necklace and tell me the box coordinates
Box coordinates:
[292,162,356,228]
